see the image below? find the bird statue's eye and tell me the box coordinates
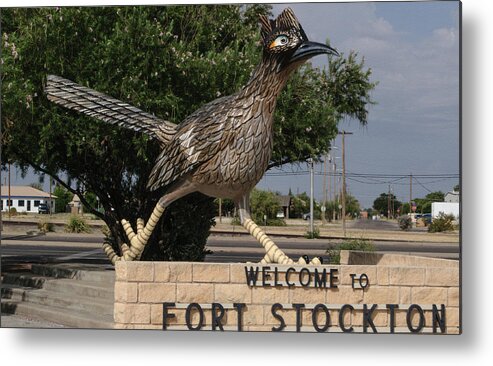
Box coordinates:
[269,35,290,49]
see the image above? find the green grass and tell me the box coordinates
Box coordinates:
[326,238,375,264]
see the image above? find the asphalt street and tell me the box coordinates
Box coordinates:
[1,233,460,265]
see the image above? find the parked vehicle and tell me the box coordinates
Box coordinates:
[38,203,50,214]
[302,213,310,220]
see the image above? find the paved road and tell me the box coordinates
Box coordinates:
[1,233,460,265]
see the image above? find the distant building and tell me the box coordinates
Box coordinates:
[69,194,83,215]
[431,202,460,220]
[444,190,460,203]
[276,195,291,218]
[0,185,56,213]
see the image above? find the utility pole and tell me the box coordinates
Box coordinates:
[409,173,413,211]
[309,158,314,236]
[387,184,390,219]
[338,131,352,237]
[218,198,222,223]
[8,163,11,219]
[328,151,332,222]
[333,160,337,221]
[50,177,53,216]
[322,154,327,224]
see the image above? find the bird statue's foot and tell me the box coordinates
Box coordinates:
[242,218,321,265]
[102,205,166,265]
[102,218,150,264]
[259,253,322,265]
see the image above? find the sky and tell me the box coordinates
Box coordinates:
[3,1,460,209]
[257,1,460,208]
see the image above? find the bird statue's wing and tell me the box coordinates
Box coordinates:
[146,95,237,191]
[45,75,176,145]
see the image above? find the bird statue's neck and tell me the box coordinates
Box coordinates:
[238,54,294,107]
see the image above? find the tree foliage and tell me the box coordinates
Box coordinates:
[373,193,401,217]
[324,193,360,220]
[271,52,376,168]
[53,185,74,213]
[250,189,283,224]
[2,5,376,261]
[414,191,445,214]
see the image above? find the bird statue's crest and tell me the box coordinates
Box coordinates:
[259,8,308,49]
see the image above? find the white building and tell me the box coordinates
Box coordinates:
[444,191,460,203]
[431,202,460,220]
[0,185,56,213]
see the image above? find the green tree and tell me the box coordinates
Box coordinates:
[289,192,309,219]
[324,193,360,220]
[271,52,376,168]
[1,5,269,261]
[83,192,99,214]
[2,5,376,262]
[250,189,282,224]
[414,191,444,214]
[53,185,74,213]
[400,202,411,215]
[373,193,401,218]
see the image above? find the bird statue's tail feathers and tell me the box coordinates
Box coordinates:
[45,75,176,145]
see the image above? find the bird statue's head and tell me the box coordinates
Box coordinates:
[259,8,339,71]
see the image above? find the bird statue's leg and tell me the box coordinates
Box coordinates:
[103,182,196,264]
[237,196,321,265]
[237,196,294,264]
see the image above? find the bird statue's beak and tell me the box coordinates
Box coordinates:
[289,41,339,64]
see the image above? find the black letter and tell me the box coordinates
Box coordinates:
[234,303,246,332]
[386,304,398,334]
[359,273,369,290]
[432,304,446,334]
[285,267,296,287]
[407,304,425,333]
[330,269,339,288]
[299,268,311,287]
[314,269,327,288]
[185,303,204,331]
[262,266,271,287]
[274,267,282,287]
[293,303,305,332]
[271,303,286,332]
[350,274,357,289]
[244,266,259,286]
[162,302,176,330]
[212,303,225,331]
[339,304,354,333]
[363,304,378,333]
[312,304,330,332]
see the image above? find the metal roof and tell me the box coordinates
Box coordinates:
[0,185,57,198]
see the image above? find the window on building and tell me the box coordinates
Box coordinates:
[7,200,13,206]
[18,200,25,207]
[0,200,3,210]
[34,200,40,207]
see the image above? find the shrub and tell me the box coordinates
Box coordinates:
[266,218,287,226]
[398,215,412,230]
[231,216,241,226]
[326,238,375,264]
[305,227,320,239]
[38,221,55,233]
[428,213,455,233]
[65,215,91,233]
[8,207,17,216]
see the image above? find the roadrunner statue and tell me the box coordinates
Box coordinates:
[46,8,339,265]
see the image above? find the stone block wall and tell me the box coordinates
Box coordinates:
[114,256,460,334]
